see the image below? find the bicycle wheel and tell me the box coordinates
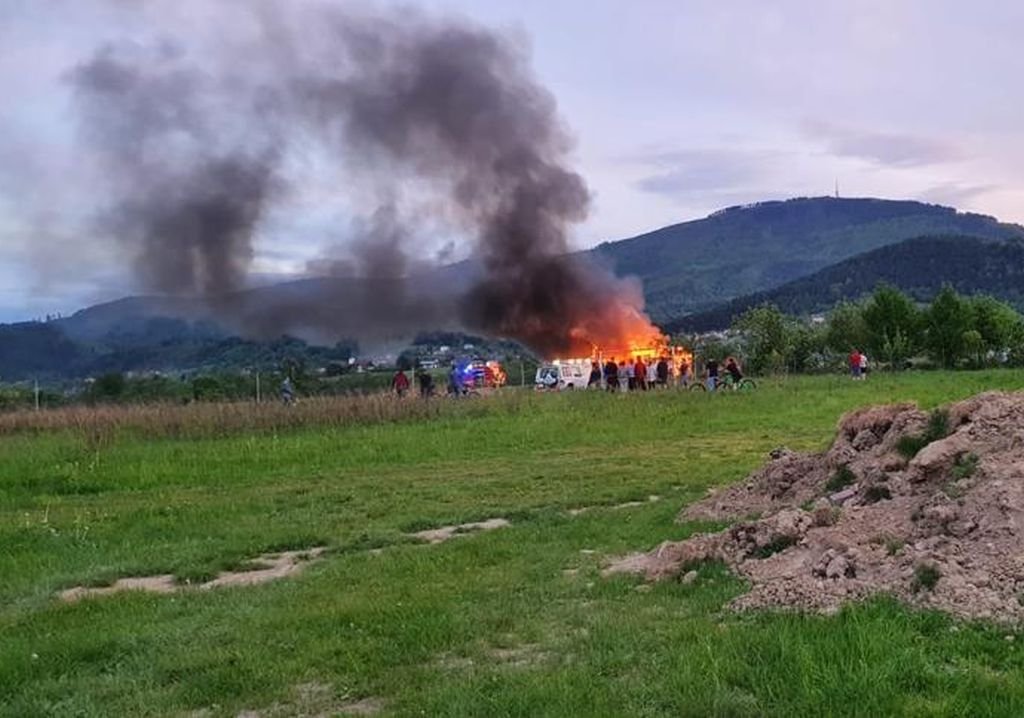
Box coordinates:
[688,382,706,392]
[737,378,757,391]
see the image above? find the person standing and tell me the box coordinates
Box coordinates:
[656,357,669,388]
[391,368,410,397]
[280,376,295,405]
[416,369,434,398]
[705,358,719,391]
[588,361,602,389]
[848,348,862,380]
[634,357,647,391]
[625,359,636,391]
[447,362,461,396]
[678,359,691,388]
[859,350,869,379]
[603,358,619,392]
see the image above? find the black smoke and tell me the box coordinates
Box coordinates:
[66,2,658,356]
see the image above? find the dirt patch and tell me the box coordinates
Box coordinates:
[568,495,661,516]
[335,697,386,716]
[202,548,327,589]
[436,643,550,671]
[60,575,178,601]
[488,643,549,667]
[234,682,384,717]
[607,391,1024,623]
[408,517,510,544]
[60,548,327,602]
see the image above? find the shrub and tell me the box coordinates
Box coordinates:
[897,409,950,458]
[885,538,904,556]
[912,563,942,592]
[862,485,892,504]
[952,453,979,480]
[825,464,856,493]
[752,534,797,559]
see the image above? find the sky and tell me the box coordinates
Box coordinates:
[2,0,1024,321]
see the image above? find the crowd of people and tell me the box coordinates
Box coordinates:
[588,355,744,392]
[282,348,865,404]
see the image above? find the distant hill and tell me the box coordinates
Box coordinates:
[6,196,1024,380]
[55,267,477,345]
[59,197,1024,338]
[592,197,1024,320]
[668,235,1024,333]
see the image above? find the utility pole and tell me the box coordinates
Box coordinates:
[34,379,40,411]
[255,371,261,404]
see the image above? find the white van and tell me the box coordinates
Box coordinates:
[535,360,591,391]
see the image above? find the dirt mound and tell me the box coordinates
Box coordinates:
[607,391,1024,623]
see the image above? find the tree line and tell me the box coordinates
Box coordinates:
[696,284,1024,374]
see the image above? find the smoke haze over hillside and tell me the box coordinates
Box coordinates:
[57,0,659,355]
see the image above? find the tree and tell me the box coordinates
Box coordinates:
[968,295,1021,357]
[733,304,789,374]
[861,284,920,367]
[962,329,985,368]
[825,301,869,354]
[786,321,828,373]
[923,286,973,368]
[91,372,126,401]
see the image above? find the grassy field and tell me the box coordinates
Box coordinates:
[3,371,1024,717]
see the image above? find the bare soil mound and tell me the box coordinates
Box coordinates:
[607,391,1024,623]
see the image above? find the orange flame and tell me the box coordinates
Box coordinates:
[556,298,667,361]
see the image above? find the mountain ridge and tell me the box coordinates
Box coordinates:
[667,235,1024,333]
[6,196,1024,379]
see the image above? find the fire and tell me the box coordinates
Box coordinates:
[558,302,668,363]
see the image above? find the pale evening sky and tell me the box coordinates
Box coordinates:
[2,0,1023,321]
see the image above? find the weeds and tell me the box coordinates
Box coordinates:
[0,391,533,440]
[752,535,797,559]
[862,485,892,504]
[825,464,856,493]
[912,563,942,592]
[942,481,965,500]
[952,453,979,480]
[885,538,905,556]
[897,409,951,459]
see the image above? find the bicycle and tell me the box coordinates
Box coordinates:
[689,374,757,392]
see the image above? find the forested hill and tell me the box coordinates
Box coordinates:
[593,197,1024,321]
[667,235,1024,333]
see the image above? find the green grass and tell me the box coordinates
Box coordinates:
[2,371,1024,716]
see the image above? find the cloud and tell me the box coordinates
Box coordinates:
[633,148,782,197]
[803,119,960,168]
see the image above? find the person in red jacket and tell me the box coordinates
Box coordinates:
[392,368,410,397]
[848,349,862,380]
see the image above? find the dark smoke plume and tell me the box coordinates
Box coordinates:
[67,2,659,356]
[70,42,283,303]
